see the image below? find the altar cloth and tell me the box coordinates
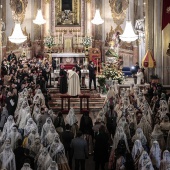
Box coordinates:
[52,53,85,58]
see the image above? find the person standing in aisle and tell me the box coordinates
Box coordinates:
[59,65,68,94]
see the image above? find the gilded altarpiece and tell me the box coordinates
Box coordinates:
[55,0,81,26]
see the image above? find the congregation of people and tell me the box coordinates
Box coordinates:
[0,51,170,170]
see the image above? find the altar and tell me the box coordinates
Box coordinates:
[52,53,85,64]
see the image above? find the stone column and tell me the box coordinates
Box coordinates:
[145,0,154,80]
[154,0,163,83]
[85,0,92,36]
[42,0,50,36]
[145,0,154,51]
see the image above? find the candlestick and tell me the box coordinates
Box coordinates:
[58,31,59,44]
[77,30,78,44]
[97,59,98,75]
[62,31,63,44]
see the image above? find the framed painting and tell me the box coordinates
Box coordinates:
[10,0,28,23]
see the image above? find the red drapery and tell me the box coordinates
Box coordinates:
[162,0,170,30]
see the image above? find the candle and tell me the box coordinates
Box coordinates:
[97,59,98,75]
[83,58,85,65]
[62,31,63,44]
[77,29,78,44]
[58,31,59,44]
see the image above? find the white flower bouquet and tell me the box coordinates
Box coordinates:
[44,33,56,48]
[82,36,92,47]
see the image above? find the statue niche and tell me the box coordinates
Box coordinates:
[55,0,81,26]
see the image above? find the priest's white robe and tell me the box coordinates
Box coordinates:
[68,70,80,96]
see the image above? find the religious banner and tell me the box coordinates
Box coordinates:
[162,0,170,30]
[142,50,156,68]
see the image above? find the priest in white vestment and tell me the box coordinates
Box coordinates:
[68,67,80,96]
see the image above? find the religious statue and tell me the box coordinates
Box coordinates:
[15,0,23,14]
[0,20,5,32]
[135,19,145,32]
[166,43,170,56]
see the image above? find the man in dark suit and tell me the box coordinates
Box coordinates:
[61,124,74,169]
[88,61,96,90]
[71,131,88,170]
[94,125,109,170]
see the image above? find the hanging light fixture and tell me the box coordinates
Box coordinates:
[33,9,46,25]
[33,0,46,25]
[8,22,27,44]
[91,9,104,25]
[119,5,138,42]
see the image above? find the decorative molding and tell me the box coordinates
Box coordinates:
[85,0,91,3]
[45,0,51,3]
[109,0,128,25]
[10,0,28,23]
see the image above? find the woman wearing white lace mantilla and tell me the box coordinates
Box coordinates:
[37,147,52,170]
[47,161,58,170]
[65,108,78,127]
[33,89,45,106]
[150,124,165,150]
[7,126,21,150]
[1,115,15,142]
[160,150,170,170]
[41,117,53,145]
[30,137,43,162]
[24,128,39,149]
[65,108,78,137]
[17,105,31,135]
[44,126,59,147]
[132,140,144,170]
[138,151,154,170]
[132,128,147,150]
[0,139,16,170]
[21,163,33,170]
[49,136,70,170]
[149,141,161,169]
[137,116,152,143]
[24,118,38,137]
[108,126,130,169]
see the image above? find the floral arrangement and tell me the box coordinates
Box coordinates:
[102,63,124,84]
[82,36,92,47]
[44,32,56,48]
[150,74,159,79]
[97,75,106,87]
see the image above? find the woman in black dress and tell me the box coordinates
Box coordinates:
[59,65,68,94]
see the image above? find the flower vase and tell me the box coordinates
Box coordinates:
[84,46,89,56]
[48,46,52,53]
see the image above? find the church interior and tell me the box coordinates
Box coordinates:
[0,0,170,170]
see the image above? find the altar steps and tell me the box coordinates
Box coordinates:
[48,88,106,114]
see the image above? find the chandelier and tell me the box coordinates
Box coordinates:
[119,21,138,42]
[33,9,46,25]
[8,23,27,44]
[91,9,104,25]
[119,5,138,42]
